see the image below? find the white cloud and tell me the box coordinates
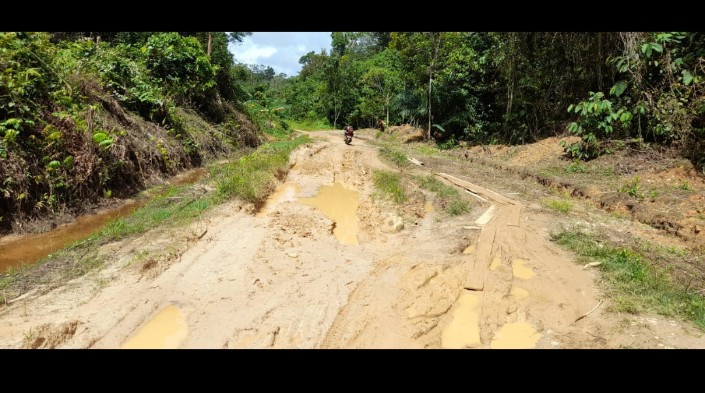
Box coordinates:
[229,32,332,77]
[237,45,277,65]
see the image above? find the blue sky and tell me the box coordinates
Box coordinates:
[228,32,332,77]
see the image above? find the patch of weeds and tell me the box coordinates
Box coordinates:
[61,252,102,280]
[601,166,616,177]
[543,198,573,213]
[94,185,208,242]
[619,176,644,198]
[93,277,111,290]
[379,145,410,168]
[213,135,310,204]
[414,175,457,198]
[445,199,470,216]
[411,144,438,157]
[413,175,471,216]
[565,160,587,174]
[23,327,39,347]
[373,170,407,204]
[676,181,692,191]
[287,119,331,131]
[537,167,565,177]
[126,250,151,267]
[552,231,705,329]
[438,136,458,150]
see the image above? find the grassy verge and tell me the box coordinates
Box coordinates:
[542,198,573,213]
[378,145,410,168]
[288,118,332,131]
[414,175,471,216]
[97,186,213,242]
[552,231,705,329]
[212,136,310,204]
[372,140,471,216]
[411,144,440,157]
[0,135,311,304]
[373,170,407,204]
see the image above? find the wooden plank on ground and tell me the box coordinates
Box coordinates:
[464,221,497,291]
[508,203,522,227]
[407,157,424,166]
[475,205,496,226]
[436,173,516,205]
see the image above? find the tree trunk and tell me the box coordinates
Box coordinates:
[428,75,432,141]
[207,32,212,57]
[386,96,390,129]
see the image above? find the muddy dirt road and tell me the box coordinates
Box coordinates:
[1,130,703,348]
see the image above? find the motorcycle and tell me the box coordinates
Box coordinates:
[344,126,354,145]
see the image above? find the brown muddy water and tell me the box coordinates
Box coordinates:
[0,167,207,273]
[299,182,360,245]
[121,304,188,349]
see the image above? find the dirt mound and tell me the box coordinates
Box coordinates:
[640,165,705,189]
[387,124,425,143]
[509,136,580,165]
[465,136,580,166]
[24,320,79,349]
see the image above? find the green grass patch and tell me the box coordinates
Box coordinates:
[552,231,705,329]
[288,118,332,131]
[212,135,310,204]
[414,175,458,198]
[373,170,407,204]
[414,175,471,216]
[543,198,573,213]
[379,146,410,168]
[445,199,471,216]
[619,176,644,198]
[537,167,565,177]
[676,181,692,191]
[411,144,440,157]
[565,160,587,173]
[93,184,214,242]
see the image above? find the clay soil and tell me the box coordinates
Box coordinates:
[1,129,703,349]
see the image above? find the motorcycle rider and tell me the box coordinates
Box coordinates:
[343,125,354,144]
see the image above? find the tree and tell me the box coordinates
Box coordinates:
[391,32,456,140]
[359,49,402,127]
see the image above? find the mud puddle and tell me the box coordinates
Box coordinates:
[121,304,188,349]
[299,182,359,245]
[0,167,207,273]
[489,322,541,349]
[441,291,481,348]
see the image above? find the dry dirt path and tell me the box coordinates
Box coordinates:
[1,130,703,349]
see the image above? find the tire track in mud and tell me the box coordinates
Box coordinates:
[437,172,600,348]
[6,130,691,349]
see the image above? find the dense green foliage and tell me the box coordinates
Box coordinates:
[262,32,703,168]
[4,31,705,232]
[0,31,291,231]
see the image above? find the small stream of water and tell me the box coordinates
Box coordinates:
[0,167,207,273]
